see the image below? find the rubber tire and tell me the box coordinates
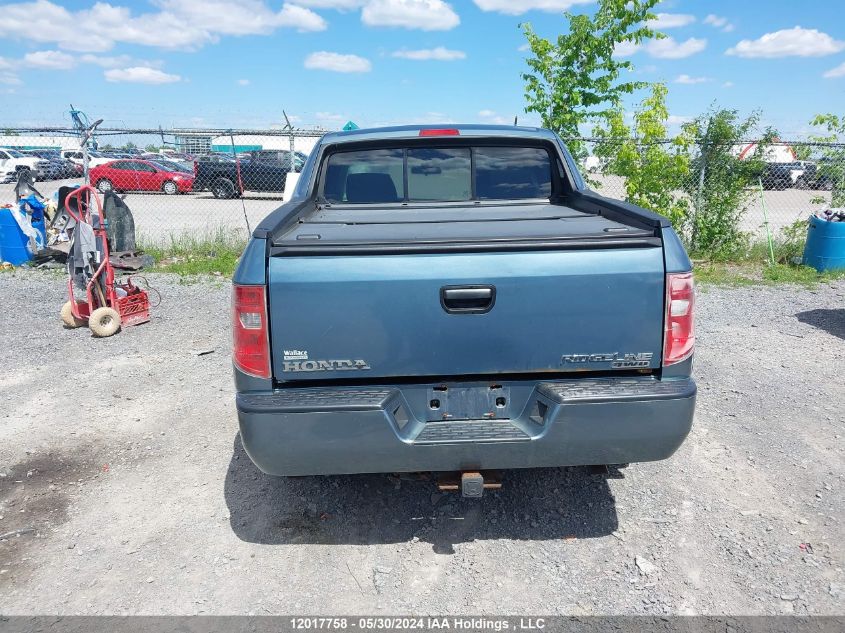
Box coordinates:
[61,301,87,328]
[211,178,236,199]
[162,180,178,195]
[89,307,121,338]
[97,178,114,194]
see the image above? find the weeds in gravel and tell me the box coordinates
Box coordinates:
[695,262,845,287]
[693,219,845,286]
[140,228,246,277]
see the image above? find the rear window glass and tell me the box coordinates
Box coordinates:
[324,149,403,203]
[475,147,551,199]
[407,148,471,201]
[323,145,554,203]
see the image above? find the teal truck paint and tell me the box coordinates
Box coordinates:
[233,125,696,478]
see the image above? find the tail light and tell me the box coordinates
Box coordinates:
[233,284,270,378]
[663,272,695,365]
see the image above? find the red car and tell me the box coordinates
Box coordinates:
[90,159,194,195]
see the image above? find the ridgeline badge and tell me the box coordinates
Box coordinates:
[562,352,653,369]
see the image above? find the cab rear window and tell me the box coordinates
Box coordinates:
[322,146,552,204]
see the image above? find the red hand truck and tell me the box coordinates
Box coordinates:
[60,185,150,337]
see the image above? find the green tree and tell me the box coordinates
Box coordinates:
[123,141,137,150]
[593,83,691,228]
[100,143,114,151]
[681,108,770,257]
[808,113,845,207]
[521,0,662,157]
[144,144,159,152]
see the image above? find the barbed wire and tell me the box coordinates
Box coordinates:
[1,127,843,147]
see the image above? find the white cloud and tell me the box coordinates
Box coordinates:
[478,109,510,125]
[517,43,530,52]
[392,47,465,60]
[646,36,707,59]
[152,0,327,36]
[416,111,455,124]
[617,37,706,59]
[0,0,326,53]
[0,71,22,85]
[304,51,372,72]
[613,41,640,58]
[674,74,710,84]
[362,0,459,31]
[104,66,181,84]
[823,61,845,78]
[727,27,845,58]
[237,78,251,86]
[723,81,734,88]
[315,111,347,121]
[472,0,592,15]
[648,13,695,29]
[80,54,134,68]
[295,0,366,7]
[703,14,734,33]
[667,115,692,126]
[23,50,75,69]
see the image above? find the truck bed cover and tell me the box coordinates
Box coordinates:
[271,201,658,253]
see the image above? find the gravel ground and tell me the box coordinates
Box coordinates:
[0,270,842,616]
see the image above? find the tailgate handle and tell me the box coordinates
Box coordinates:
[440,286,496,314]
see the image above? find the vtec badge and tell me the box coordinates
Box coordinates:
[562,352,653,369]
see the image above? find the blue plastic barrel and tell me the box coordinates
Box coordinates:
[803,215,845,272]
[0,207,46,266]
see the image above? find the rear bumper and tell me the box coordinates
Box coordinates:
[237,377,696,476]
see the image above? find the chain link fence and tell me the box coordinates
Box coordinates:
[579,138,842,252]
[0,127,327,247]
[1,127,841,252]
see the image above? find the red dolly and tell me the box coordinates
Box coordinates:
[60,185,150,337]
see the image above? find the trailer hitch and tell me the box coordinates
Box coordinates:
[436,471,502,498]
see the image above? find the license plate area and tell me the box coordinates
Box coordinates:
[425,384,511,421]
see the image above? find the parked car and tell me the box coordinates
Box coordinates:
[253,149,307,170]
[582,155,608,173]
[61,149,113,169]
[795,159,836,191]
[0,147,50,182]
[90,159,194,195]
[140,155,194,173]
[193,149,302,198]
[195,153,237,164]
[22,149,77,179]
[158,150,195,161]
[232,125,696,494]
[761,161,810,190]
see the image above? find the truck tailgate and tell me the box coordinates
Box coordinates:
[268,246,665,380]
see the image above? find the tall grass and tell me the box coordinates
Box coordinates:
[692,219,845,286]
[139,227,247,276]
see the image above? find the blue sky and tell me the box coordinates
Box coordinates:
[1,0,843,137]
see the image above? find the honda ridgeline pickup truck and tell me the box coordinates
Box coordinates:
[233,125,696,488]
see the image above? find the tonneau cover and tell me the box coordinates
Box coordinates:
[273,202,655,247]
